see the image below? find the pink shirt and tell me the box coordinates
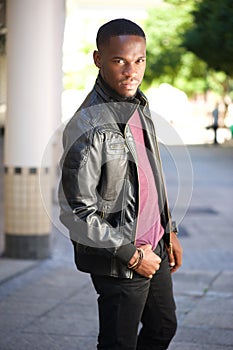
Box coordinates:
[129,110,164,250]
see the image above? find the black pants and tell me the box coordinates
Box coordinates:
[91,240,177,350]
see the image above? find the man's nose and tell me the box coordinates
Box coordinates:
[123,63,137,77]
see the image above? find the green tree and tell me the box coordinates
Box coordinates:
[143,0,209,95]
[143,0,232,98]
[183,0,233,77]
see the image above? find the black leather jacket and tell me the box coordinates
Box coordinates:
[59,75,173,278]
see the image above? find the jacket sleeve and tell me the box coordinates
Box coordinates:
[58,119,136,264]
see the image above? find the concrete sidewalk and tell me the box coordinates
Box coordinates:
[0,143,233,350]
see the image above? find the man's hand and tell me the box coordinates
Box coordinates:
[166,232,183,273]
[133,244,161,278]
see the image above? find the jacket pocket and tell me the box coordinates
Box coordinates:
[105,132,128,155]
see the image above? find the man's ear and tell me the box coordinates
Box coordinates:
[93,50,101,68]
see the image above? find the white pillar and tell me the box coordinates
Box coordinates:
[4,0,65,258]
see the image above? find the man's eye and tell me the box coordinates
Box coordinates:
[114,59,125,64]
[137,58,146,63]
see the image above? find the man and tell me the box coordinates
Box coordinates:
[59,18,182,350]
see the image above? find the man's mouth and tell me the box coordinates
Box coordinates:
[121,81,139,90]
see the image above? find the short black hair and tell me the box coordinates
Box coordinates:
[96,18,146,50]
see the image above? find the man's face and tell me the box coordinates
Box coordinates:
[94,35,146,98]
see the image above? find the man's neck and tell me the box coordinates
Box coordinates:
[97,74,138,102]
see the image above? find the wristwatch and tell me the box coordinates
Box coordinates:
[171,221,179,235]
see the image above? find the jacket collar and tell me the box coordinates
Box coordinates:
[94,73,147,106]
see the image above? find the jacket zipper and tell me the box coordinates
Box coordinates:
[124,109,141,248]
[100,204,107,219]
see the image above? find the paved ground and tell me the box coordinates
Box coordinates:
[0,135,233,350]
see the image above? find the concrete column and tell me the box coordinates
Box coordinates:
[4,0,65,258]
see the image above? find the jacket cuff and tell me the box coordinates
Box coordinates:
[114,243,137,265]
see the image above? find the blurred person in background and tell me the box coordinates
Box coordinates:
[207,103,219,144]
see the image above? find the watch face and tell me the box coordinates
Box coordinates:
[171,221,178,233]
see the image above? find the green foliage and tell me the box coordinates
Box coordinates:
[183,0,233,76]
[63,63,97,90]
[63,41,97,90]
[143,0,208,95]
[143,0,233,97]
